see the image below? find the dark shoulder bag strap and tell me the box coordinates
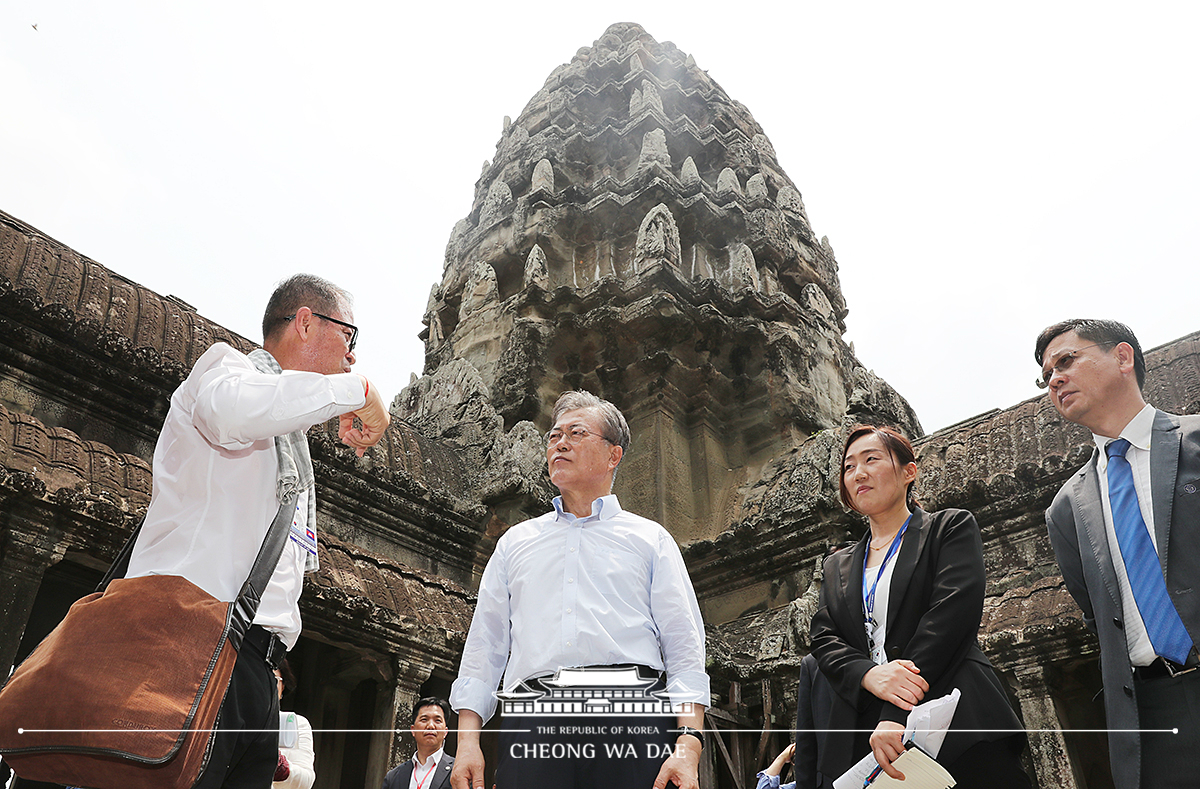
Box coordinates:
[96,521,144,591]
[228,490,298,649]
[96,491,298,653]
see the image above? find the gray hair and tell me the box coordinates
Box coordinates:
[552,390,631,456]
[262,274,353,344]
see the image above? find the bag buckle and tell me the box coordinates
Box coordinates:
[265,634,287,668]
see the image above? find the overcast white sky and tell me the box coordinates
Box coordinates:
[2,2,1197,434]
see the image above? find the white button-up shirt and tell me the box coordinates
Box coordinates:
[409,747,445,789]
[450,494,710,723]
[126,342,365,648]
[1092,403,1158,666]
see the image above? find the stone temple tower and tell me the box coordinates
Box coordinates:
[398,22,918,545]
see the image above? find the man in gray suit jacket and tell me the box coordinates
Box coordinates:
[382,697,454,789]
[1037,318,1200,789]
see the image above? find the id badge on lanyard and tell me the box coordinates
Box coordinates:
[288,488,318,559]
[863,516,910,664]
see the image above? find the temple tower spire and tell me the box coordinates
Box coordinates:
[401,23,918,540]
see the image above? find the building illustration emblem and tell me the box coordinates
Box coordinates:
[496,666,695,716]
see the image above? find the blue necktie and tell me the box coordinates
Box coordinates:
[1107,438,1194,664]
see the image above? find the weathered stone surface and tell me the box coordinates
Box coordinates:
[530,158,555,194]
[716,167,742,198]
[727,242,759,291]
[522,244,549,290]
[680,156,700,186]
[745,173,768,201]
[0,402,150,516]
[637,128,672,172]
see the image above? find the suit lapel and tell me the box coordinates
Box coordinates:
[408,755,452,789]
[886,508,929,617]
[1072,453,1123,615]
[1150,409,1181,574]
[434,756,454,789]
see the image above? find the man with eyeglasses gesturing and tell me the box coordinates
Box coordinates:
[450,391,709,789]
[1036,319,1200,789]
[124,274,388,788]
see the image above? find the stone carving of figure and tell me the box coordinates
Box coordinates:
[459,261,499,321]
[728,243,760,291]
[633,204,681,274]
[787,552,825,654]
[523,245,549,290]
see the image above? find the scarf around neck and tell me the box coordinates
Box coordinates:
[249,348,319,573]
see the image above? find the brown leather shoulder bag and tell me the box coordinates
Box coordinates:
[0,490,295,788]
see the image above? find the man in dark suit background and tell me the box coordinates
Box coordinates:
[791,653,834,789]
[1038,318,1200,789]
[382,697,454,789]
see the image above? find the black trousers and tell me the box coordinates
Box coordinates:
[193,627,281,789]
[1135,666,1200,789]
[941,735,1031,789]
[495,714,677,789]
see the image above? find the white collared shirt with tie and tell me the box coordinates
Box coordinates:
[1092,403,1160,667]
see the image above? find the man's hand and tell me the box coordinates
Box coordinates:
[450,741,485,789]
[869,720,907,780]
[339,375,390,457]
[652,736,701,789]
[450,710,486,789]
[861,659,928,710]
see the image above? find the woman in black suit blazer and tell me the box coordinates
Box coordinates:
[809,425,1029,788]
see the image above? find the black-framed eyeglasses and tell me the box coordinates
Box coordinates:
[283,312,358,352]
[543,425,612,448]
[1036,343,1107,389]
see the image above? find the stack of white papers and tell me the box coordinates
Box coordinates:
[833,689,960,789]
[865,746,955,788]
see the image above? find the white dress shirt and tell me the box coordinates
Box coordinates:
[863,552,899,666]
[1092,402,1159,666]
[126,342,365,648]
[450,495,710,723]
[410,747,445,789]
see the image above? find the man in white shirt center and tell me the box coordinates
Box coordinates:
[450,391,710,789]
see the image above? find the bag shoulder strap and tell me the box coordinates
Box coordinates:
[228,490,297,648]
[98,522,143,590]
[97,448,304,650]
